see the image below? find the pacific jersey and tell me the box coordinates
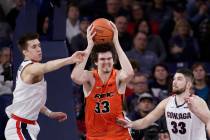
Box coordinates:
[165,96,206,140]
[84,69,131,140]
[6,60,47,120]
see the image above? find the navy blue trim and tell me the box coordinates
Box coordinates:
[175,96,186,108]
[21,122,32,140]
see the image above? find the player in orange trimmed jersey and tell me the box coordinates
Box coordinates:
[71,21,134,140]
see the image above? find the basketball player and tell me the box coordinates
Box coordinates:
[71,22,134,140]
[117,68,210,140]
[4,33,86,140]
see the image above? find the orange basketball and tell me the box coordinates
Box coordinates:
[92,18,114,44]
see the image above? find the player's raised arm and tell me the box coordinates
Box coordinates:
[185,95,210,137]
[71,24,96,85]
[109,21,134,83]
[117,97,169,129]
[26,51,86,76]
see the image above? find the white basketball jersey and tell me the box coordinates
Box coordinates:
[165,96,206,140]
[6,60,47,120]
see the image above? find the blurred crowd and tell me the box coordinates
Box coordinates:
[0,0,210,140]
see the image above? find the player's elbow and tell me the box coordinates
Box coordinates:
[128,70,134,78]
[71,73,83,85]
[71,73,78,82]
[125,70,134,81]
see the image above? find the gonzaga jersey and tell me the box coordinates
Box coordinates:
[6,60,47,120]
[165,96,206,140]
[85,69,131,140]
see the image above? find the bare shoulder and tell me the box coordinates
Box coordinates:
[194,95,207,105]
[158,97,171,109]
[83,70,95,86]
[116,69,131,83]
[23,62,41,75]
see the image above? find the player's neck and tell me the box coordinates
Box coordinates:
[176,91,191,103]
[98,70,111,84]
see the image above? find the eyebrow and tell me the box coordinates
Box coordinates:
[99,57,112,59]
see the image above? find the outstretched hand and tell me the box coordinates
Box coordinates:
[48,112,67,122]
[71,51,87,63]
[116,118,132,128]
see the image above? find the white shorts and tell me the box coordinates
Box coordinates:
[4,116,40,140]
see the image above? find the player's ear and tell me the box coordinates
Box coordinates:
[186,81,192,90]
[22,50,27,56]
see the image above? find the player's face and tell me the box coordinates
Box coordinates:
[24,39,42,62]
[172,73,187,95]
[96,52,114,74]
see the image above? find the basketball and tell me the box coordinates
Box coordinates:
[92,18,114,44]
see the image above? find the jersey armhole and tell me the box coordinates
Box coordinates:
[19,63,33,82]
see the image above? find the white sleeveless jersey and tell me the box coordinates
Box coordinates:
[6,60,47,120]
[165,96,206,140]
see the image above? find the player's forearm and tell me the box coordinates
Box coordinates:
[71,45,93,83]
[40,106,52,117]
[114,41,134,77]
[43,57,73,73]
[131,118,152,130]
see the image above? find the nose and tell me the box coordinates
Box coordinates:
[37,46,42,52]
[104,59,110,63]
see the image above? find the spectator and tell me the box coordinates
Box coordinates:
[197,18,210,61]
[126,73,150,113]
[191,63,210,107]
[103,0,127,21]
[137,19,167,62]
[0,4,12,48]
[127,1,145,35]
[128,93,154,120]
[0,47,12,81]
[169,19,200,62]
[128,93,158,140]
[186,0,210,27]
[6,0,25,30]
[146,0,172,35]
[114,15,132,51]
[71,16,91,52]
[160,3,188,49]
[125,59,140,98]
[126,31,158,74]
[66,2,80,47]
[158,130,171,140]
[121,0,134,14]
[150,63,170,104]
[37,15,51,41]
[0,47,12,140]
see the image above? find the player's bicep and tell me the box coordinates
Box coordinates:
[25,63,45,76]
[197,97,210,124]
[117,70,133,84]
[71,70,92,85]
